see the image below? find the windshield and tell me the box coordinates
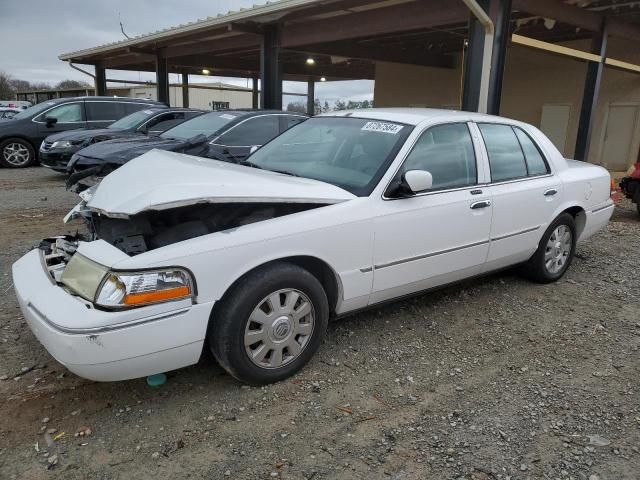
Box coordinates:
[160,111,237,140]
[13,101,57,120]
[248,116,412,196]
[108,109,155,130]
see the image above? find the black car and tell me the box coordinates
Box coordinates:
[40,107,203,172]
[0,96,165,168]
[67,110,308,187]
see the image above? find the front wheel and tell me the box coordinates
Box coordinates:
[523,213,576,283]
[0,138,36,168]
[208,262,329,385]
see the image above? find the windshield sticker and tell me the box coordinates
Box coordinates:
[220,114,236,120]
[361,121,403,134]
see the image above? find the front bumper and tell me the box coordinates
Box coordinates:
[39,150,75,171]
[12,249,212,381]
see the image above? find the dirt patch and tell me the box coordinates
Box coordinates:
[0,168,638,480]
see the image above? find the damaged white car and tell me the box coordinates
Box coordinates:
[13,109,614,384]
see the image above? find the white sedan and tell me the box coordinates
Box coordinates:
[12,108,614,384]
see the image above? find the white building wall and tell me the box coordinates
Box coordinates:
[373,37,640,172]
[127,85,252,110]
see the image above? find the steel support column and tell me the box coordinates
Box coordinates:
[181,73,189,108]
[260,24,282,110]
[487,0,511,115]
[95,65,107,96]
[156,53,170,105]
[252,77,259,109]
[307,79,315,115]
[462,0,490,112]
[575,25,608,162]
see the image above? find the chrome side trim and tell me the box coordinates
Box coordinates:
[359,266,373,273]
[592,203,614,214]
[490,224,541,242]
[27,302,191,335]
[374,239,489,270]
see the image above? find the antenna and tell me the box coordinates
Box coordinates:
[119,13,131,39]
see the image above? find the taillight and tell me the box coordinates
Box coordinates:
[610,179,621,204]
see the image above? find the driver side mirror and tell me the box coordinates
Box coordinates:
[403,170,433,194]
[45,116,58,127]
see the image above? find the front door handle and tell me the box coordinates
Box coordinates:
[544,188,558,196]
[470,200,491,210]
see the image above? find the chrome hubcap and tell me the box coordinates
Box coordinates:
[3,143,30,166]
[244,288,315,369]
[544,225,572,274]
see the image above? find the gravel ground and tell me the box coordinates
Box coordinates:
[0,167,638,480]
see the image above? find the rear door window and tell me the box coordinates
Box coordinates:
[86,102,127,122]
[282,115,306,131]
[216,115,281,146]
[514,127,550,176]
[124,103,150,115]
[478,123,527,182]
[147,112,186,133]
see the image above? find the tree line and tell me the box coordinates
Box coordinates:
[0,70,91,100]
[286,99,373,114]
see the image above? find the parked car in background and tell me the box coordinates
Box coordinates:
[0,107,21,119]
[40,108,203,172]
[66,110,307,188]
[0,96,166,168]
[0,100,31,109]
[12,108,614,384]
[619,162,640,216]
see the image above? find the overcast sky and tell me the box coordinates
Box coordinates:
[0,0,373,106]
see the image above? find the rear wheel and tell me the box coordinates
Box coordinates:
[0,138,35,168]
[208,262,329,385]
[523,213,576,283]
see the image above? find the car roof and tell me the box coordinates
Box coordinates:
[212,109,308,118]
[319,107,505,126]
[35,96,165,105]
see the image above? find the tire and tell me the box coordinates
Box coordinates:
[0,138,36,168]
[523,213,576,283]
[208,262,329,385]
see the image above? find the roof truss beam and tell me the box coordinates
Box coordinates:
[296,42,457,69]
[281,0,469,47]
[513,0,640,43]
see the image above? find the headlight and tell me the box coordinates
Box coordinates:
[51,140,74,149]
[95,269,194,308]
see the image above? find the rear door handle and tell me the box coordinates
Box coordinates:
[544,188,558,196]
[470,200,491,210]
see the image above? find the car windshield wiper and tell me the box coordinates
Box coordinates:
[271,169,299,177]
[233,158,298,177]
[237,159,264,169]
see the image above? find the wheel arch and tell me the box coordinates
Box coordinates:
[0,135,39,160]
[211,255,343,319]
[561,205,586,239]
[0,135,38,150]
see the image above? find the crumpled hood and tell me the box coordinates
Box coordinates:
[74,136,182,165]
[85,149,355,217]
[46,128,135,144]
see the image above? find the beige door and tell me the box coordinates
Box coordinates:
[540,104,571,155]
[600,105,640,171]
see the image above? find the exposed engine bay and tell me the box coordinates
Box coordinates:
[76,202,324,256]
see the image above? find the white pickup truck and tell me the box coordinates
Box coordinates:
[13,108,613,385]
